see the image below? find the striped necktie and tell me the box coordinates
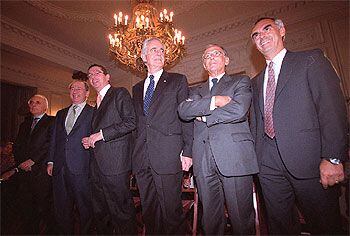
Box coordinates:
[144,75,155,116]
[66,105,78,134]
[264,61,276,138]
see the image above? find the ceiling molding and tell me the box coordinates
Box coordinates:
[1,64,68,93]
[1,16,104,71]
[24,0,110,27]
[187,1,309,43]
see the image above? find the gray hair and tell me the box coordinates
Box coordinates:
[28,94,49,110]
[141,37,163,58]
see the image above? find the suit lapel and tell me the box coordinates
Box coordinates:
[61,107,69,135]
[212,74,230,95]
[256,71,265,117]
[147,71,168,116]
[92,87,113,127]
[31,114,47,135]
[69,104,89,134]
[135,81,145,115]
[275,51,295,99]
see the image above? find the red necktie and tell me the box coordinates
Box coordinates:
[264,61,276,138]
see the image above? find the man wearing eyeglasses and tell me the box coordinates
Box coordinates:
[82,64,137,234]
[13,94,55,234]
[249,17,348,234]
[178,44,258,235]
[132,38,193,234]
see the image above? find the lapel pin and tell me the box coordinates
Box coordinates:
[164,80,167,83]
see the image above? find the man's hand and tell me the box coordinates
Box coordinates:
[181,156,192,171]
[1,169,16,181]
[82,137,90,149]
[47,163,53,176]
[19,159,35,172]
[319,159,344,189]
[214,96,231,107]
[88,132,103,148]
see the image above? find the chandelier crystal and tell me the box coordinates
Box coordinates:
[108,0,185,74]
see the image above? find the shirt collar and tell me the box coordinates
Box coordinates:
[266,48,287,66]
[148,69,163,82]
[99,84,111,97]
[209,72,225,82]
[33,113,45,119]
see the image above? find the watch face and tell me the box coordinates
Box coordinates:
[329,158,341,165]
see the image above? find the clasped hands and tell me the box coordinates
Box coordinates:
[82,132,103,149]
[19,159,35,172]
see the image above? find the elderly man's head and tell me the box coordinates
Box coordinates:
[28,94,48,116]
[202,44,229,77]
[141,38,165,74]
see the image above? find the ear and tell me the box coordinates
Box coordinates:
[279,26,286,39]
[141,54,147,64]
[106,74,110,81]
[224,56,230,66]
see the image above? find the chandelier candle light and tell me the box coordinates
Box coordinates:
[108,1,185,74]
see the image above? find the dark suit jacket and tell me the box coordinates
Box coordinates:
[91,86,136,175]
[48,104,94,175]
[178,74,259,177]
[14,114,54,174]
[132,71,193,175]
[250,49,348,178]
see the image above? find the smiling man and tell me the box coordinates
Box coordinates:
[250,17,348,234]
[178,44,258,235]
[47,80,94,234]
[132,38,193,234]
[83,64,137,234]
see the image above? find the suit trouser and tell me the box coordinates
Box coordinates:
[16,167,55,234]
[136,166,185,235]
[52,166,92,234]
[258,135,342,235]
[195,150,255,235]
[90,159,137,235]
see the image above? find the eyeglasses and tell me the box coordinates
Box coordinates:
[87,71,104,78]
[202,50,224,60]
[28,100,42,106]
[149,47,165,55]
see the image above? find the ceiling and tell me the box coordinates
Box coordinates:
[1,1,348,91]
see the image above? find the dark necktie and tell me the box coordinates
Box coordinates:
[31,117,40,132]
[264,61,276,138]
[211,78,218,94]
[66,105,78,134]
[144,75,155,116]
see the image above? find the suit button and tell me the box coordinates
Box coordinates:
[66,138,69,142]
[143,139,147,142]
[203,140,206,143]
[147,124,150,127]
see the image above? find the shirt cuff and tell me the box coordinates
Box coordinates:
[210,96,217,111]
[100,129,105,141]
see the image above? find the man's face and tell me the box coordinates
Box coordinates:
[28,96,47,116]
[251,19,285,60]
[69,81,89,104]
[202,46,229,77]
[142,40,165,73]
[88,66,110,92]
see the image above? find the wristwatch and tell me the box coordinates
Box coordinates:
[326,158,341,165]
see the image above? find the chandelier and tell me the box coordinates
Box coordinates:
[108,0,185,74]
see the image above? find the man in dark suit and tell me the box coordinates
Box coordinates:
[178,44,258,235]
[82,64,137,234]
[132,37,193,234]
[250,17,348,234]
[47,80,93,234]
[13,94,55,234]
